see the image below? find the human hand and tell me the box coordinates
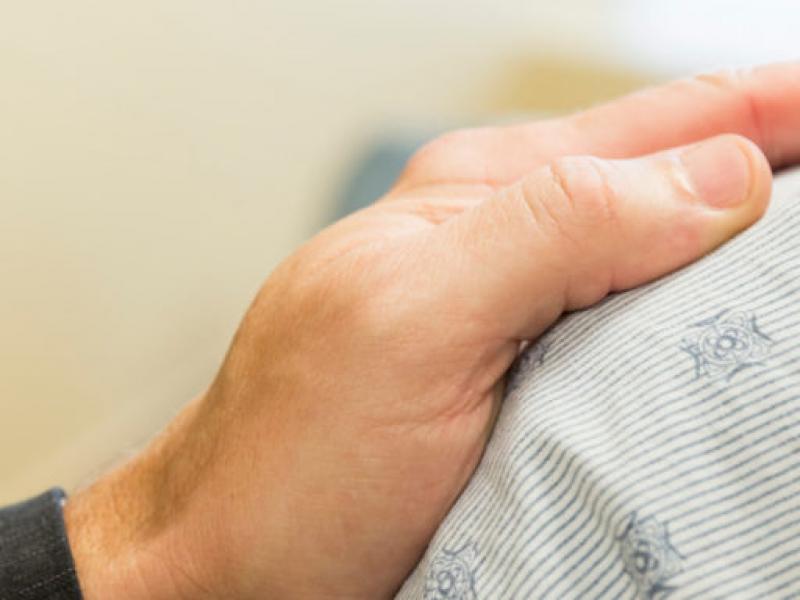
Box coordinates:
[66,64,800,599]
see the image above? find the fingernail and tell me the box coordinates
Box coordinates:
[680,136,754,209]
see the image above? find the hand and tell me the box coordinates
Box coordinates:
[65,64,800,599]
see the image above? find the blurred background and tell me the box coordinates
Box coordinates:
[1,0,798,504]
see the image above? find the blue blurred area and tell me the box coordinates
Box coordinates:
[330,135,427,221]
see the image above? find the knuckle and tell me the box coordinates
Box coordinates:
[403,131,465,177]
[515,156,619,309]
[546,156,618,235]
[400,127,489,184]
[690,68,766,151]
[691,67,746,92]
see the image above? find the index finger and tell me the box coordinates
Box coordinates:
[568,63,800,166]
[405,62,800,188]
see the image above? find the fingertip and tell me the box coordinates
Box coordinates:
[678,135,756,207]
[683,134,772,253]
[735,133,773,221]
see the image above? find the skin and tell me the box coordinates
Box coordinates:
[64,63,800,599]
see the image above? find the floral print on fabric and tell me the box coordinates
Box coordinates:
[681,309,773,381]
[424,542,478,600]
[618,512,685,600]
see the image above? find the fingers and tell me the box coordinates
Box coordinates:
[403,63,800,187]
[427,134,772,340]
[565,63,800,166]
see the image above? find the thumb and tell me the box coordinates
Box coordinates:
[432,134,772,340]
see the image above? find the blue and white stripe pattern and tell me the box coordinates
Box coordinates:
[398,167,800,599]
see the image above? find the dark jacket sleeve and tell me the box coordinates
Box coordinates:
[0,489,83,599]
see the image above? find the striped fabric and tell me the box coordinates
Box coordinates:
[398,167,800,600]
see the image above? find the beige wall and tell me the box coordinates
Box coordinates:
[0,1,663,504]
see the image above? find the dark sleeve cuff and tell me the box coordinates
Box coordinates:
[0,489,83,599]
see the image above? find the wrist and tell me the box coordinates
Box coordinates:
[64,400,222,600]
